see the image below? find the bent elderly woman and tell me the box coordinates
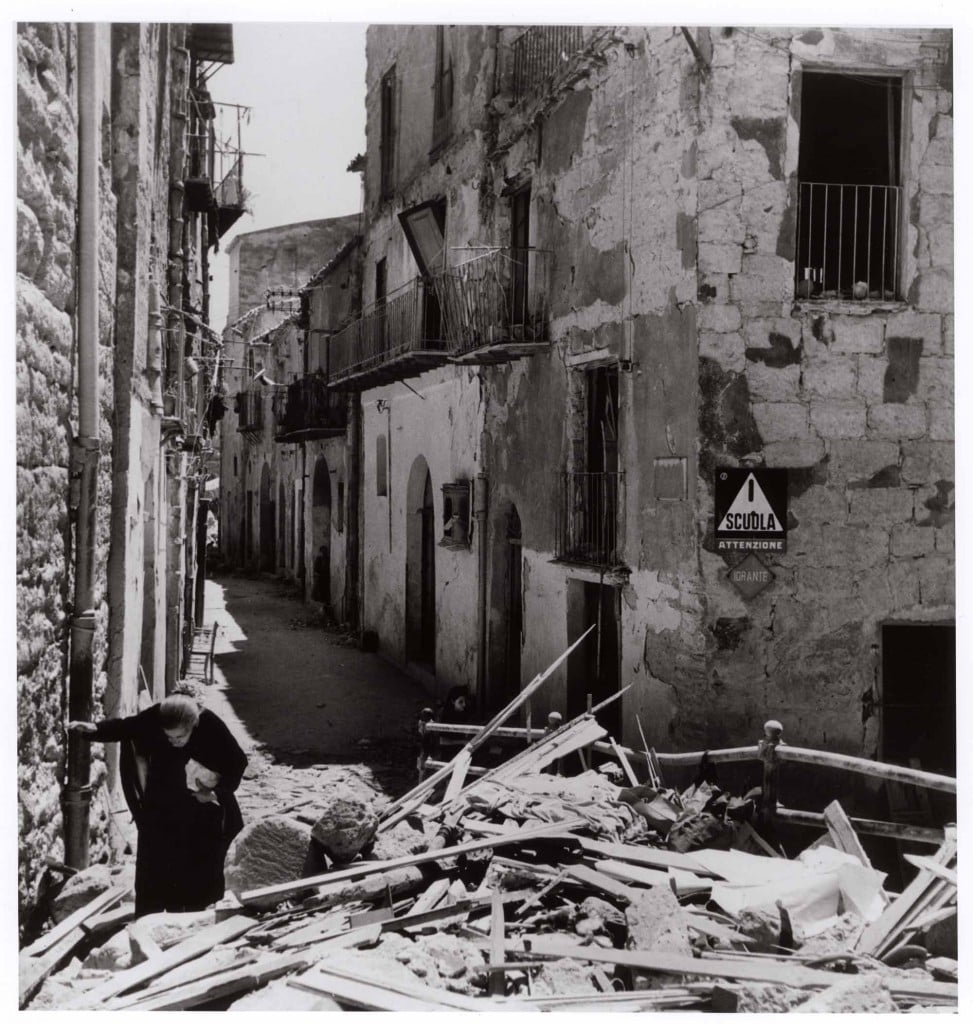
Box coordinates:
[69,694,247,917]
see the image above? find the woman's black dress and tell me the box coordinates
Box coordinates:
[92,705,247,916]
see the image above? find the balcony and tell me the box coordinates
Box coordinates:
[235,389,264,433]
[442,248,552,365]
[185,97,248,241]
[273,374,347,442]
[327,277,449,390]
[795,181,902,302]
[510,26,585,104]
[554,471,624,567]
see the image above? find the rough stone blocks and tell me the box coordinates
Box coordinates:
[809,400,866,439]
[847,488,915,527]
[867,403,927,439]
[763,438,825,467]
[802,356,858,399]
[885,310,943,356]
[751,401,808,440]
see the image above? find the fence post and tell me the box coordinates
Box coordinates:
[758,719,783,835]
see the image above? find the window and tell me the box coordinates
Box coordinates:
[796,71,903,301]
[376,434,388,496]
[441,481,470,547]
[380,66,396,199]
[432,26,453,152]
[336,481,345,533]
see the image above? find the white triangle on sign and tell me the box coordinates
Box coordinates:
[718,473,781,533]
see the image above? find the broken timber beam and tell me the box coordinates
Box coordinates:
[379,624,597,829]
[776,807,944,845]
[239,818,584,907]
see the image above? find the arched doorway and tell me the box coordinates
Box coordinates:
[406,456,435,669]
[488,502,523,713]
[312,456,332,606]
[259,464,275,571]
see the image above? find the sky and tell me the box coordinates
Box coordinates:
[207,22,368,329]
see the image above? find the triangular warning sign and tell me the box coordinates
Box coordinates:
[718,473,781,533]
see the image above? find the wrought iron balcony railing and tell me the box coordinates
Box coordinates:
[554,470,624,567]
[510,26,585,103]
[327,276,449,389]
[235,389,264,433]
[795,181,902,302]
[442,247,551,363]
[274,374,347,441]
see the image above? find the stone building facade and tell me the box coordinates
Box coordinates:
[16,22,244,929]
[218,217,361,616]
[328,25,953,794]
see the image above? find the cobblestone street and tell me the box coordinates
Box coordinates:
[192,574,430,827]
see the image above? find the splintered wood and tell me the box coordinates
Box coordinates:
[20,639,957,1012]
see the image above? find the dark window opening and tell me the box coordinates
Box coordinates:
[796,72,903,301]
[380,66,396,200]
[432,25,453,151]
[881,623,955,823]
[376,433,388,497]
[567,580,621,739]
[510,186,531,325]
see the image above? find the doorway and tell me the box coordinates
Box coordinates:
[406,456,436,669]
[312,456,332,606]
[259,465,275,571]
[566,579,621,738]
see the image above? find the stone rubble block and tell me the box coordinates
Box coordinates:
[697,302,742,334]
[369,818,429,861]
[795,974,896,1013]
[224,815,312,896]
[900,440,954,485]
[699,241,742,275]
[802,357,858,399]
[751,401,809,441]
[763,438,826,467]
[809,400,867,440]
[310,785,379,863]
[917,555,955,607]
[746,362,801,402]
[890,522,937,558]
[626,884,694,990]
[918,162,952,195]
[934,523,954,553]
[742,316,801,350]
[50,864,112,923]
[885,310,944,355]
[866,403,927,440]
[847,488,915,527]
[81,928,133,972]
[699,331,745,372]
[913,267,953,314]
[132,908,220,951]
[916,357,953,406]
[855,354,887,403]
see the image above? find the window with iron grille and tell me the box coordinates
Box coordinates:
[796,71,903,302]
[431,26,453,152]
[380,66,396,200]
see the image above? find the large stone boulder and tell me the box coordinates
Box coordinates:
[310,787,379,864]
[50,865,113,923]
[224,816,312,896]
[626,885,694,990]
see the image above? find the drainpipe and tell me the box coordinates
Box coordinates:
[474,473,488,712]
[63,22,100,870]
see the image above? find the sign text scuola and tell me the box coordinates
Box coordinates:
[714,468,788,553]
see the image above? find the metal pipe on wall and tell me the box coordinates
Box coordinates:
[63,22,100,870]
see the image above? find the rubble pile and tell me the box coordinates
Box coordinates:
[19,641,957,1011]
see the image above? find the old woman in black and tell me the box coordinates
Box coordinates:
[69,694,247,917]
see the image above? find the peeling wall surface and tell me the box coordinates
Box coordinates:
[357,25,952,758]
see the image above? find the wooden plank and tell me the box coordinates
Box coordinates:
[609,737,640,785]
[405,878,451,918]
[240,818,583,906]
[518,936,958,1001]
[127,917,166,961]
[21,885,128,958]
[594,858,673,889]
[855,837,956,956]
[379,624,597,828]
[64,913,257,1008]
[576,837,720,877]
[488,892,506,997]
[823,800,872,868]
[442,749,472,803]
[733,820,783,858]
[563,862,638,903]
[108,950,263,1008]
[776,807,944,845]
[113,952,309,1011]
[19,926,88,1009]
[903,854,958,888]
[289,962,486,1011]
[81,902,136,940]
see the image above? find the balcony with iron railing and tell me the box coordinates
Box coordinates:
[510,26,586,104]
[327,276,450,390]
[442,247,552,364]
[554,470,624,568]
[795,181,902,302]
[235,389,264,433]
[185,97,247,240]
[273,374,347,442]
